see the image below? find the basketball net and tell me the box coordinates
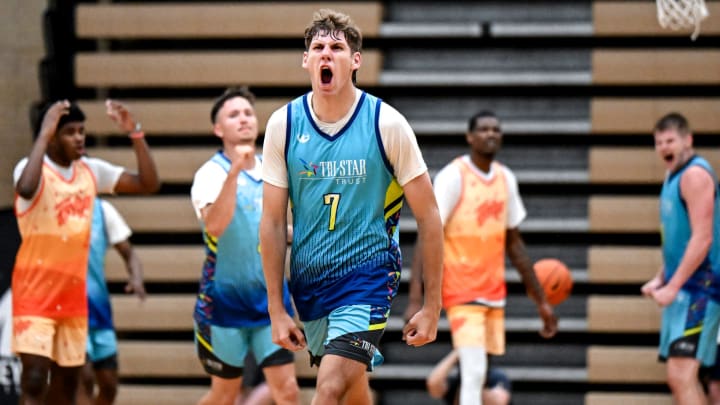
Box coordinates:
[656,0,710,40]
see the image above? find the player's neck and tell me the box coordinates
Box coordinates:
[470,153,494,173]
[311,85,357,123]
[46,150,74,168]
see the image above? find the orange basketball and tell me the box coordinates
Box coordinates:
[533,258,573,306]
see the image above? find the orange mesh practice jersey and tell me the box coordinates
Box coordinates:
[442,159,508,309]
[13,161,97,318]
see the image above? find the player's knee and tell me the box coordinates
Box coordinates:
[273,378,300,403]
[483,387,511,405]
[666,364,696,390]
[97,382,118,402]
[22,367,49,398]
[315,378,345,401]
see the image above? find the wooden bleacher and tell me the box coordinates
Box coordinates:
[587,295,660,333]
[592,49,720,85]
[588,196,658,233]
[590,98,720,134]
[589,147,720,183]
[76,2,383,39]
[587,246,661,283]
[75,50,382,88]
[79,99,288,136]
[105,245,202,282]
[587,346,665,384]
[112,295,194,332]
[593,1,720,36]
[584,392,672,405]
[90,147,214,183]
[104,196,197,233]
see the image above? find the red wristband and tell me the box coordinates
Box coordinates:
[129,131,145,140]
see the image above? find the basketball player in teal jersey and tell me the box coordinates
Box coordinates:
[260,9,444,405]
[642,112,720,405]
[191,87,299,405]
[77,197,145,405]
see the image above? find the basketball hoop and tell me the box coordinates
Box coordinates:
[656,0,710,40]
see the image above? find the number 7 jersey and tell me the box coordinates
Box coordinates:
[285,92,403,320]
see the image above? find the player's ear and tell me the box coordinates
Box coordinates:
[212,122,223,139]
[352,51,362,70]
[302,52,308,69]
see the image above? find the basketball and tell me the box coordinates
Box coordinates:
[533,258,573,306]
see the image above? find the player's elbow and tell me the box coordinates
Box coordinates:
[697,234,712,255]
[140,178,161,194]
[15,183,37,200]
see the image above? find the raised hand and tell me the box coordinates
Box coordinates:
[38,100,71,139]
[105,99,137,132]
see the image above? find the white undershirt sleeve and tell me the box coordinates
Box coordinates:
[502,165,527,229]
[190,162,227,219]
[100,199,132,245]
[261,106,289,188]
[432,163,462,226]
[378,103,428,187]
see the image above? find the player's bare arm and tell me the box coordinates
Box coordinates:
[200,145,255,237]
[107,100,160,194]
[114,240,146,301]
[260,182,306,351]
[401,172,443,347]
[16,100,70,199]
[507,228,558,338]
[403,244,425,323]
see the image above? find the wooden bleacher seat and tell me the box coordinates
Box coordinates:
[118,340,317,379]
[590,98,720,134]
[90,147,215,183]
[79,98,288,136]
[118,341,204,377]
[593,1,720,36]
[75,50,382,88]
[592,49,720,85]
[585,392,672,405]
[587,246,661,283]
[588,196,658,233]
[589,147,720,183]
[587,295,660,333]
[105,196,198,233]
[112,294,194,332]
[586,346,665,383]
[105,245,203,282]
[76,2,382,39]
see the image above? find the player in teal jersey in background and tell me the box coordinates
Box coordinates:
[77,197,145,405]
[191,87,299,405]
[642,112,720,405]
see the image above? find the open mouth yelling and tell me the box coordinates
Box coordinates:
[321,67,333,85]
[663,153,674,164]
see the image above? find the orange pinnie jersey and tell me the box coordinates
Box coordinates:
[13,161,97,318]
[442,159,508,309]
